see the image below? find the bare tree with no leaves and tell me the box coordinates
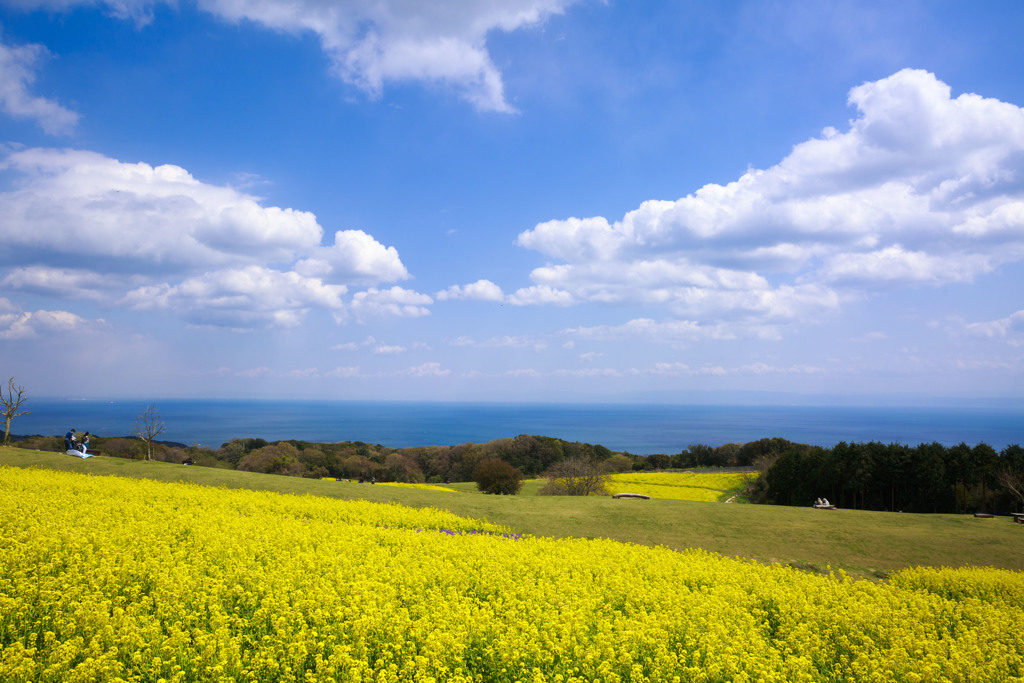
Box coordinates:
[133,404,165,460]
[999,467,1024,507]
[1,377,30,447]
[540,456,608,496]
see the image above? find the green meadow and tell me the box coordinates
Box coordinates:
[3,446,1022,580]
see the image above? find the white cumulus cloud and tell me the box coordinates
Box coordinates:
[0,148,323,271]
[0,266,132,300]
[819,246,992,285]
[515,69,1024,330]
[506,285,574,306]
[122,265,347,329]
[435,279,504,301]
[349,286,433,321]
[0,147,424,329]
[0,305,93,339]
[295,229,408,284]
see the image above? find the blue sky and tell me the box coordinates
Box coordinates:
[1,0,1023,404]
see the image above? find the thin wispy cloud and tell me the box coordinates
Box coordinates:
[0,35,78,134]
[4,0,584,111]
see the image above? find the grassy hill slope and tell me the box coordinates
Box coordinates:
[3,446,1022,579]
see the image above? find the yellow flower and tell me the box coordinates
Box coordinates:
[1,466,1022,683]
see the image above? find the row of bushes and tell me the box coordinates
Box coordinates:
[15,432,636,485]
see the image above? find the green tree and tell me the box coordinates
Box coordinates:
[972,443,998,513]
[737,438,795,468]
[907,442,949,513]
[473,458,524,495]
[875,443,910,512]
[341,454,375,480]
[644,452,672,470]
[237,442,307,476]
[448,443,484,482]
[602,453,634,473]
[845,442,877,510]
[946,442,976,513]
[996,445,1024,510]
[763,447,809,506]
[1,377,29,447]
[493,434,561,476]
[686,444,716,468]
[384,453,422,483]
[713,443,743,467]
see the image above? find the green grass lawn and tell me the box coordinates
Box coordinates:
[4,446,1022,580]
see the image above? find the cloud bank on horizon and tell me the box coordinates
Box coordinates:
[0,0,1022,402]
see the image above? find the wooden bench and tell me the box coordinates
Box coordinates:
[1012,513,1024,524]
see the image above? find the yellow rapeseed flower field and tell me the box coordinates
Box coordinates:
[605,471,751,502]
[2,466,1022,682]
[376,482,461,493]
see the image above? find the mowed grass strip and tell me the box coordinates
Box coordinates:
[3,446,1023,579]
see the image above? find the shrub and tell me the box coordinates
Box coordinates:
[101,437,145,460]
[15,435,62,452]
[602,453,635,473]
[473,458,524,495]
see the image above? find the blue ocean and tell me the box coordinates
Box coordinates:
[12,398,1023,454]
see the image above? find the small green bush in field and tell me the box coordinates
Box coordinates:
[473,457,523,495]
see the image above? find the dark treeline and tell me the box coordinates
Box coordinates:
[16,433,627,483]
[18,431,787,480]
[15,433,1024,514]
[16,432,788,477]
[750,440,1024,515]
[645,438,793,470]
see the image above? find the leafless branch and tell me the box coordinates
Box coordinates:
[998,467,1024,505]
[133,404,165,460]
[1,377,29,447]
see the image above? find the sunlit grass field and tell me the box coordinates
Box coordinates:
[3,463,1024,682]
[2,447,1023,580]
